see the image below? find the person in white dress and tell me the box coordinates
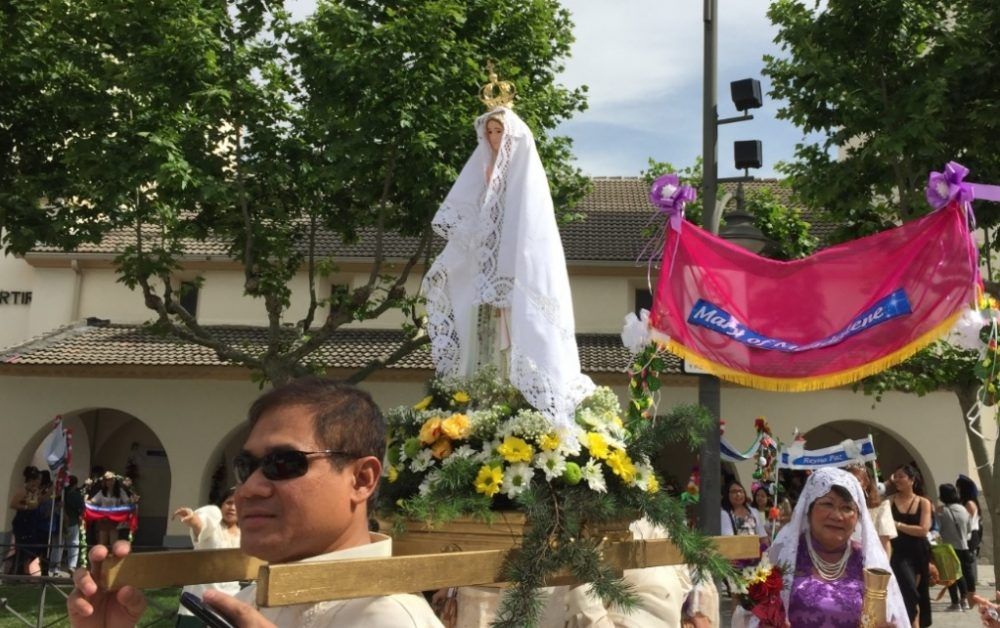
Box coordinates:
[172,488,241,627]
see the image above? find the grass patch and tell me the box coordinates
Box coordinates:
[0,583,181,628]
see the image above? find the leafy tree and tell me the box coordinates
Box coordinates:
[0,0,588,385]
[641,158,816,260]
[765,0,1000,579]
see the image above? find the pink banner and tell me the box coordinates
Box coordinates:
[650,202,977,391]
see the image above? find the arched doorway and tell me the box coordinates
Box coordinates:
[200,422,251,507]
[803,419,934,496]
[12,408,172,548]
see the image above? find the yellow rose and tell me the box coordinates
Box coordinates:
[585,432,610,460]
[452,391,471,404]
[539,433,560,452]
[419,417,442,445]
[430,438,453,460]
[413,395,434,411]
[497,436,534,463]
[441,414,471,440]
[474,464,503,497]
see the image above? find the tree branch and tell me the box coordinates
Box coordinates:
[300,210,320,332]
[344,330,430,384]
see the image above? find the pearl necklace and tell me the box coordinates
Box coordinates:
[806,533,851,582]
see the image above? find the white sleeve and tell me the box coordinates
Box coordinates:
[720,510,734,536]
[877,502,898,540]
[190,505,223,548]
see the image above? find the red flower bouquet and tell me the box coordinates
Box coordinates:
[735,556,787,627]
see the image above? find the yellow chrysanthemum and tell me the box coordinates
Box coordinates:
[539,433,560,452]
[646,474,660,494]
[585,432,610,460]
[612,415,624,428]
[387,465,399,483]
[419,417,442,445]
[605,448,636,483]
[474,464,503,497]
[413,395,434,411]
[452,391,471,404]
[430,438,453,460]
[497,436,534,463]
[441,414,471,440]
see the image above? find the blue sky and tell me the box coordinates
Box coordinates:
[287,0,817,178]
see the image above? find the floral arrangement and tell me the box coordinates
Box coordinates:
[734,555,787,626]
[379,367,733,628]
[974,295,1000,405]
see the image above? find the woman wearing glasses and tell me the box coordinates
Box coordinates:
[172,488,241,628]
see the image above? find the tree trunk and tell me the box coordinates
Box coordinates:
[955,384,999,585]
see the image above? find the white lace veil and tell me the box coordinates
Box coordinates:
[422,107,594,428]
[751,467,909,628]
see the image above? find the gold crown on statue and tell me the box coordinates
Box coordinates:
[479,61,516,109]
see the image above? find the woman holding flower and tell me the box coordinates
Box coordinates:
[738,467,909,627]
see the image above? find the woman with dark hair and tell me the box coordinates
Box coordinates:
[890,464,932,627]
[956,475,982,586]
[172,487,240,627]
[87,471,132,547]
[7,466,42,574]
[720,480,767,543]
[937,483,973,611]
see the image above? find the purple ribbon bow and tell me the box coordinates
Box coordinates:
[649,173,697,231]
[926,161,974,210]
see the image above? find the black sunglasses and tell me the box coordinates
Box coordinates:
[233,449,355,483]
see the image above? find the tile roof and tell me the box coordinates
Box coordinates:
[29,178,836,263]
[0,321,683,375]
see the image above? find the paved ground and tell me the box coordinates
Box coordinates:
[720,564,995,627]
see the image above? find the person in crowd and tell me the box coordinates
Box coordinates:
[172,487,241,627]
[937,483,973,611]
[720,480,768,545]
[889,464,933,627]
[8,465,42,574]
[737,467,908,627]
[68,377,443,627]
[87,471,133,547]
[36,472,60,576]
[957,473,982,603]
[752,484,778,539]
[848,464,896,557]
[50,475,85,574]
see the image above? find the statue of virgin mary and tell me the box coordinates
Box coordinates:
[422,94,594,429]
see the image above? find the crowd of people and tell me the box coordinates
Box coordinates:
[5,465,139,578]
[2,376,982,628]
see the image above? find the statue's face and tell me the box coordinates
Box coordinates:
[486,119,504,152]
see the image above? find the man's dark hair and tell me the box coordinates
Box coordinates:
[247,377,386,469]
[938,483,961,505]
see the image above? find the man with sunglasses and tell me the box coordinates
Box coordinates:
[68,377,443,627]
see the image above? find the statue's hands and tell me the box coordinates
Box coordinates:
[202,590,276,628]
[67,541,147,628]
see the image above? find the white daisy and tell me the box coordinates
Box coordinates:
[582,458,607,493]
[534,450,567,481]
[475,438,502,462]
[502,462,535,498]
[410,448,435,473]
[632,463,655,491]
[443,444,477,466]
[556,428,583,457]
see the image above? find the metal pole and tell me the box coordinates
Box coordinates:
[697,0,722,536]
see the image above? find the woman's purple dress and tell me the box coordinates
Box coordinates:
[786,535,865,628]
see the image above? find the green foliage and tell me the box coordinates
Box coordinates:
[0,0,588,384]
[764,0,1000,233]
[743,188,818,260]
[855,340,979,402]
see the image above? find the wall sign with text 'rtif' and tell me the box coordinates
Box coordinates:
[0,290,32,305]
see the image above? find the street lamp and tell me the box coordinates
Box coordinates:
[698,0,765,535]
[719,184,769,254]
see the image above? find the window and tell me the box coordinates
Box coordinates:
[179,281,200,316]
[634,288,653,315]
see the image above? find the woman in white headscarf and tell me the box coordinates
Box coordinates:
[422,106,593,429]
[739,467,909,627]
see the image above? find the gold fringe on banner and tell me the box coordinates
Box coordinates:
[662,310,964,392]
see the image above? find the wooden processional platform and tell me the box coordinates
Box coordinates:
[102,516,759,607]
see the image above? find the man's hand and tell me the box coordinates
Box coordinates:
[203,590,277,628]
[67,541,147,628]
[972,594,1000,627]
